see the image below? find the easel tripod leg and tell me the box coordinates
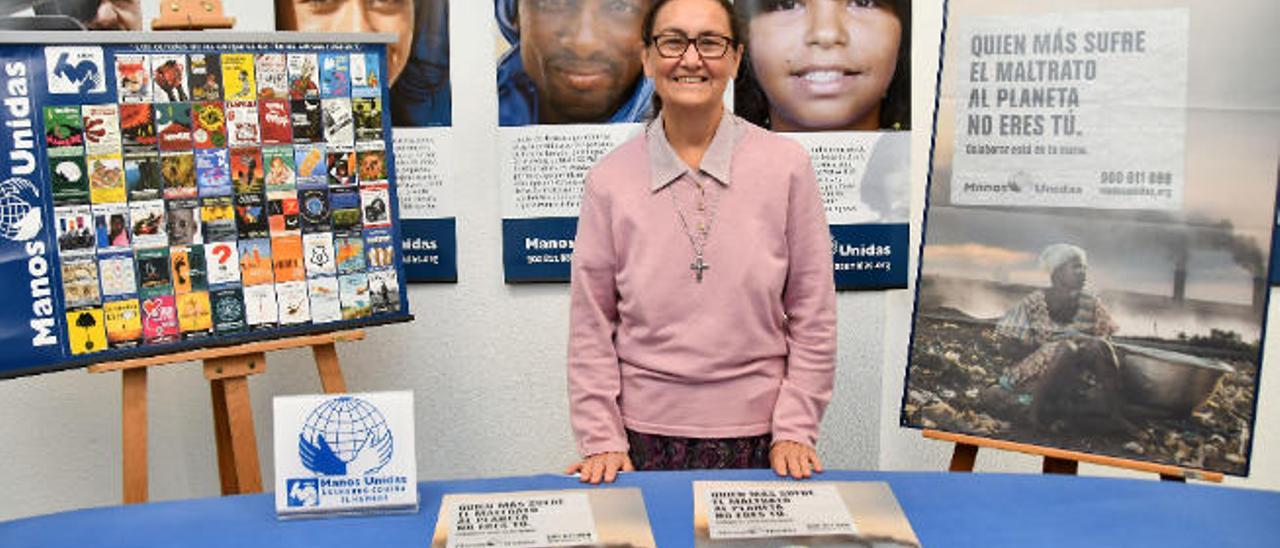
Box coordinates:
[214,376,263,493]
[312,342,347,394]
[950,442,979,472]
[1043,456,1079,475]
[122,368,148,504]
[210,378,238,495]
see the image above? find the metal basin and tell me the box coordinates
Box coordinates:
[1115,343,1234,418]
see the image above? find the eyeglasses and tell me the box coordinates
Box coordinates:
[650,32,736,59]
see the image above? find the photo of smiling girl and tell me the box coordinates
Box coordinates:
[733,0,911,132]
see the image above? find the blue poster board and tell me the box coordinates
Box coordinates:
[0,33,411,379]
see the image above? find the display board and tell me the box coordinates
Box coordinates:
[0,32,412,379]
[903,0,1279,476]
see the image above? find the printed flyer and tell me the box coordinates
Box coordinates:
[693,481,919,547]
[431,489,655,548]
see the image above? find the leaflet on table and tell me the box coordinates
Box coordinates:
[498,123,643,282]
[273,391,417,518]
[784,132,910,290]
[693,481,919,547]
[430,488,655,548]
[393,126,457,282]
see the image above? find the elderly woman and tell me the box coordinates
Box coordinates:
[985,244,1130,430]
[566,0,837,484]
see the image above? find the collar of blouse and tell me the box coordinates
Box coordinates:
[646,110,743,192]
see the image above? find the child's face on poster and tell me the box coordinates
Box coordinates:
[747,0,900,131]
[278,0,417,84]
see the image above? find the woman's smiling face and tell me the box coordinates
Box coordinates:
[643,0,742,114]
[747,0,901,131]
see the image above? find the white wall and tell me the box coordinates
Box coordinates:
[1,0,1276,523]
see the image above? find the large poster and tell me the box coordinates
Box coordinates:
[734,0,913,289]
[0,36,411,379]
[903,0,1280,476]
[494,0,650,282]
[495,0,912,287]
[278,0,457,282]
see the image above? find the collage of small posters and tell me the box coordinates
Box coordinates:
[904,0,1280,476]
[0,40,409,378]
[430,488,656,548]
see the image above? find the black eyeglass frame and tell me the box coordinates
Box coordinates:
[648,31,738,59]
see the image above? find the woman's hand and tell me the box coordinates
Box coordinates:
[770,441,823,479]
[565,451,634,484]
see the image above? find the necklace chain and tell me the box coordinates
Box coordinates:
[670,178,720,282]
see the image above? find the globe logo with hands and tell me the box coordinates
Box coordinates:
[298,396,393,476]
[0,177,42,242]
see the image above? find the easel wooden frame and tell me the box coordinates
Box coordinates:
[924,429,1224,483]
[151,0,236,30]
[88,330,364,504]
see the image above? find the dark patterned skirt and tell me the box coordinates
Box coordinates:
[626,429,772,471]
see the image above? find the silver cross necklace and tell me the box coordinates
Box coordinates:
[670,177,721,283]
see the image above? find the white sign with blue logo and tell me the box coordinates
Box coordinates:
[273,391,417,518]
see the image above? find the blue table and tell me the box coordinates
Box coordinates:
[3,470,1277,547]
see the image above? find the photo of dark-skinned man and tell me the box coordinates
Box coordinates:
[276,0,451,127]
[496,0,654,126]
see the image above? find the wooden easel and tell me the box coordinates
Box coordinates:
[924,430,1224,483]
[88,330,364,504]
[151,0,236,30]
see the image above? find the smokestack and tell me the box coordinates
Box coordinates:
[1173,256,1187,303]
[1254,276,1266,313]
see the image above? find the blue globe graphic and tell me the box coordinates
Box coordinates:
[0,177,42,241]
[300,397,392,474]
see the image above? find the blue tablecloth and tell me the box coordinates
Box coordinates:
[3,469,1278,547]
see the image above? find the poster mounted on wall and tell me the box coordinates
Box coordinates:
[734,0,913,290]
[903,0,1280,476]
[495,0,911,288]
[494,0,650,282]
[277,0,457,282]
[0,32,413,380]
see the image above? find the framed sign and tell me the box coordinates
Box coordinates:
[0,32,412,379]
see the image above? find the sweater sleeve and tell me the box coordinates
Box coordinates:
[567,173,629,457]
[771,154,837,448]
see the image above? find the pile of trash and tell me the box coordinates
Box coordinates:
[903,316,1254,475]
